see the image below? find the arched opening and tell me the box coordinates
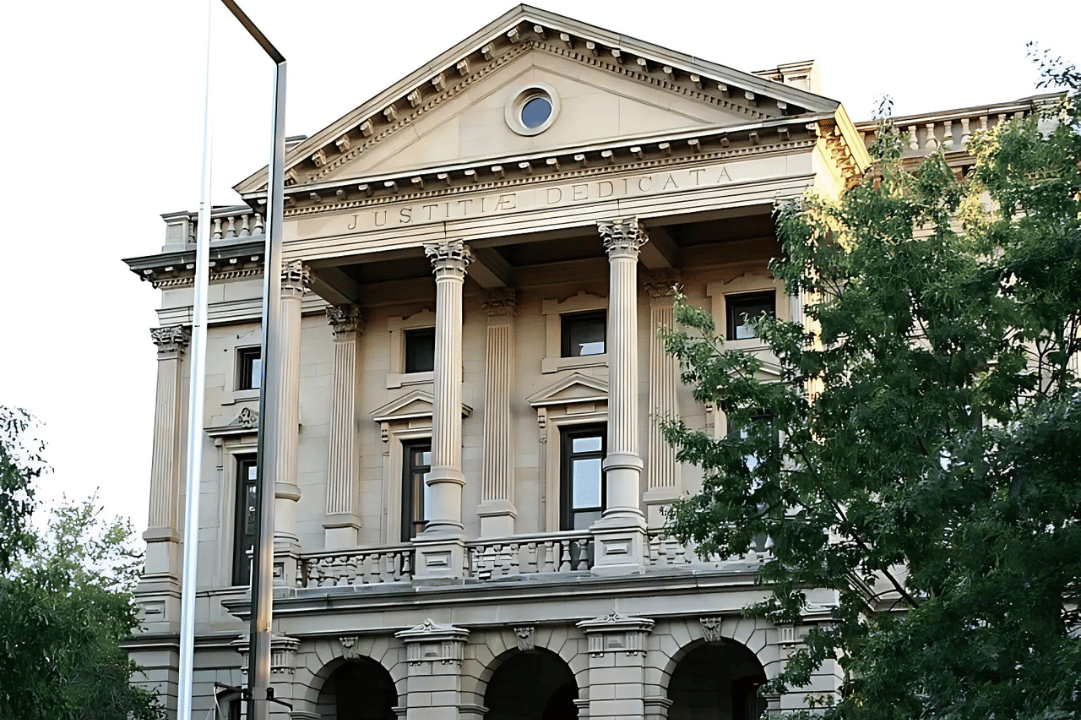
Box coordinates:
[484,649,578,720]
[667,641,768,720]
[315,657,397,720]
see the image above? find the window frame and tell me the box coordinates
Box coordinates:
[236,346,261,391]
[560,310,607,358]
[400,439,432,542]
[541,291,609,374]
[725,291,776,341]
[231,454,258,586]
[559,423,607,531]
[403,327,436,374]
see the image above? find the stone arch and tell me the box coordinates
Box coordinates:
[654,616,778,683]
[293,635,407,715]
[462,625,589,712]
[481,646,580,720]
[662,634,769,720]
[314,655,399,720]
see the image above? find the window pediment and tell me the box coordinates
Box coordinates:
[371,390,472,424]
[527,373,609,408]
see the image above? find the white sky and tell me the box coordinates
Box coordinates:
[1,0,1077,538]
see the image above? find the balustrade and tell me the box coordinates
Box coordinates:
[300,545,414,588]
[647,531,771,568]
[466,532,593,580]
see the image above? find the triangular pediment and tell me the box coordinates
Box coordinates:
[235,5,841,197]
[527,372,609,408]
[371,390,472,423]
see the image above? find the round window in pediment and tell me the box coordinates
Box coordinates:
[506,83,560,136]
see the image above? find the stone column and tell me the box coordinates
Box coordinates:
[478,288,518,538]
[324,305,363,549]
[267,260,307,583]
[415,240,472,579]
[395,620,469,720]
[593,219,648,573]
[577,612,655,720]
[642,271,682,529]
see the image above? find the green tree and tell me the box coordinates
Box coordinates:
[0,407,45,572]
[0,493,162,718]
[662,58,1081,720]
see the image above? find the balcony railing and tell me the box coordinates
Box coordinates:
[647,531,771,568]
[466,531,593,580]
[300,544,414,588]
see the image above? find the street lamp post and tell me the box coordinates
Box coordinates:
[177,2,285,719]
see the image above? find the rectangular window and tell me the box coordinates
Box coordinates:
[232,456,258,586]
[401,441,432,541]
[725,291,775,341]
[560,424,606,530]
[404,328,436,373]
[237,347,261,390]
[561,311,606,357]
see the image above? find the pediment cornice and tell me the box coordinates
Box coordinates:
[234,5,839,199]
[371,389,473,424]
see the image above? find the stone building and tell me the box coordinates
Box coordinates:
[123,5,1048,719]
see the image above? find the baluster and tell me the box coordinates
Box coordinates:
[509,543,521,575]
[941,120,954,151]
[575,539,589,570]
[212,218,223,240]
[239,213,251,237]
[401,551,413,579]
[526,542,538,573]
[390,551,402,581]
[370,553,383,583]
[908,125,919,151]
[924,123,938,151]
[253,213,265,235]
[225,216,237,239]
[978,115,988,133]
[559,540,572,572]
[543,542,555,573]
[346,555,359,585]
[960,118,971,148]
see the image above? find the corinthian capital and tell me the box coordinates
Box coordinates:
[150,325,191,357]
[281,260,311,295]
[598,217,649,256]
[327,305,363,337]
[423,239,474,277]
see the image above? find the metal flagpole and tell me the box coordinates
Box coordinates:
[176,0,215,717]
[212,3,286,719]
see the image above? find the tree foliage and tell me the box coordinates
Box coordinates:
[0,417,162,720]
[0,407,45,573]
[662,58,1081,720]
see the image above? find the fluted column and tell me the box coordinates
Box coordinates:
[324,305,363,549]
[143,325,191,576]
[268,260,307,563]
[422,239,473,538]
[593,218,649,574]
[478,288,519,537]
[643,272,682,529]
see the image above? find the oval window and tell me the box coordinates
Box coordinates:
[521,96,553,129]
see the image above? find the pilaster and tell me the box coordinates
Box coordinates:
[577,612,655,720]
[415,240,472,580]
[395,620,469,720]
[324,304,363,549]
[642,271,682,529]
[478,288,519,537]
[593,219,648,574]
[138,325,190,630]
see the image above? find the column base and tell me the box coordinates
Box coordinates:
[412,537,467,581]
[142,537,179,577]
[323,515,361,550]
[477,500,517,538]
[642,487,681,530]
[590,522,648,575]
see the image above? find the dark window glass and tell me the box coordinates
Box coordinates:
[521,96,552,128]
[401,441,432,541]
[726,291,775,341]
[237,347,261,390]
[560,424,606,530]
[232,456,258,586]
[561,311,606,357]
[405,328,436,373]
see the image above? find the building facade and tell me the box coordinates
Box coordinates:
[123,6,1046,719]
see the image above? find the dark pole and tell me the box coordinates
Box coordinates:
[215,3,285,719]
